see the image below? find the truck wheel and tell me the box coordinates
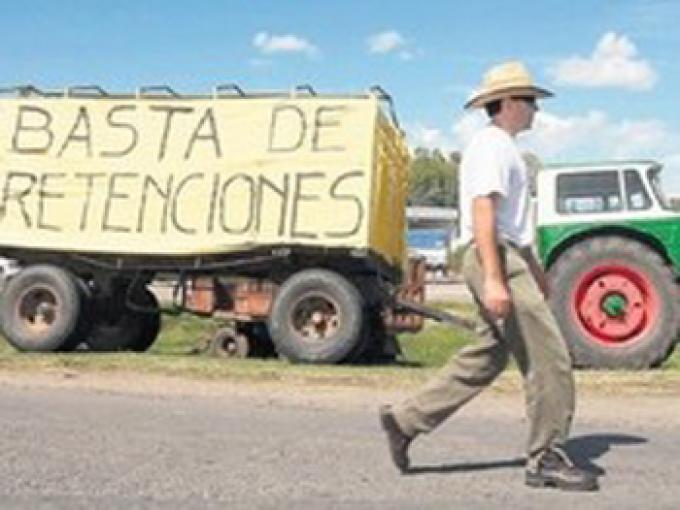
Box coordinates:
[239,321,276,357]
[549,236,678,369]
[128,289,161,352]
[0,265,82,352]
[208,327,250,358]
[268,269,364,363]
[87,287,161,352]
[344,308,398,364]
[59,277,95,352]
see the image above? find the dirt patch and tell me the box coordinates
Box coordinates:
[2,368,679,425]
[0,369,376,408]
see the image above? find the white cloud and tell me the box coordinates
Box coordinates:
[253,31,318,57]
[550,32,657,90]
[451,111,486,149]
[423,107,680,193]
[406,123,447,151]
[659,153,680,195]
[447,109,671,161]
[523,110,609,157]
[525,110,669,158]
[367,30,406,54]
[367,30,422,61]
[445,110,680,194]
[406,107,680,192]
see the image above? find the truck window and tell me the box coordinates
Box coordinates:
[556,171,622,214]
[648,168,672,210]
[624,169,652,210]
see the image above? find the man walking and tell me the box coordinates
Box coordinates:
[380,61,598,491]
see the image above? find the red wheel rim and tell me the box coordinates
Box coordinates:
[571,261,658,345]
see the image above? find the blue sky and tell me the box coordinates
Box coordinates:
[3,0,680,190]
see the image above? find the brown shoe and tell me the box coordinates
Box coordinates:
[526,447,599,491]
[379,405,412,473]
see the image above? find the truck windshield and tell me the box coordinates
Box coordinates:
[648,167,672,210]
[407,229,447,249]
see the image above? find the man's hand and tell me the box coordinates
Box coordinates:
[483,276,511,319]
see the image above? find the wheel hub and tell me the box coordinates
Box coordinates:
[211,328,249,358]
[18,288,59,333]
[576,269,650,343]
[601,293,627,318]
[292,295,340,342]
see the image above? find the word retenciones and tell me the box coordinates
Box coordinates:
[0,169,365,240]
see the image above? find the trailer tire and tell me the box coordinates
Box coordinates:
[549,236,679,369]
[87,287,161,352]
[239,321,276,357]
[268,269,364,363]
[128,290,162,352]
[209,327,250,358]
[345,309,396,364]
[59,277,95,352]
[0,265,82,352]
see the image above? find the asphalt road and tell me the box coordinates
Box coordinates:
[1,374,678,509]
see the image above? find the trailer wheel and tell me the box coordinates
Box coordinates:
[208,327,250,358]
[0,265,82,352]
[59,277,94,352]
[128,290,161,352]
[351,317,401,364]
[268,269,364,363]
[549,236,679,369]
[239,321,276,357]
[87,287,161,352]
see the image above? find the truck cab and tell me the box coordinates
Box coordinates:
[536,160,680,369]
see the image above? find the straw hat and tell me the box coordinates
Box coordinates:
[465,60,553,109]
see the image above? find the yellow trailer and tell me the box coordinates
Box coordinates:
[0,85,417,362]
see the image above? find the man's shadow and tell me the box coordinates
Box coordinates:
[563,434,647,475]
[404,433,647,476]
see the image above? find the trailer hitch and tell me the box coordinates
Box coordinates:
[393,298,477,331]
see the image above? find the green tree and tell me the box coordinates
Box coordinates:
[408,148,460,207]
[408,149,542,206]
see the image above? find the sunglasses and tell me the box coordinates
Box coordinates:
[512,95,538,108]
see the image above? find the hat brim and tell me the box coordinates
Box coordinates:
[464,86,553,109]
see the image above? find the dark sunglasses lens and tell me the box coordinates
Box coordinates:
[520,96,536,107]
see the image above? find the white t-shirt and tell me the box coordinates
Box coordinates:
[459,124,534,247]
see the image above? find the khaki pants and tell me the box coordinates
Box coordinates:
[393,243,575,457]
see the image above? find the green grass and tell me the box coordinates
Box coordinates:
[148,313,221,355]
[145,300,479,370]
[399,300,475,367]
[661,351,680,371]
[399,323,473,367]
[1,302,679,394]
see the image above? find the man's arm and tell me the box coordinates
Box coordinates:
[473,194,511,319]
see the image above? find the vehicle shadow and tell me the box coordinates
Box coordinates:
[404,433,647,476]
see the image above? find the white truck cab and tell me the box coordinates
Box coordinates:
[535,160,679,369]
